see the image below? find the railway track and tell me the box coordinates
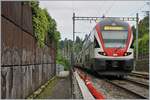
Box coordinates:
[75,68,149,99]
[105,79,149,99]
[125,77,149,88]
[129,72,149,79]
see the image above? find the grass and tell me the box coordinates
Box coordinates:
[35,77,59,99]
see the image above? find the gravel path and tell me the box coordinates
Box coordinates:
[46,76,71,99]
[36,71,72,99]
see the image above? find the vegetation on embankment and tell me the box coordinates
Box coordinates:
[28,1,71,68]
[29,1,60,47]
[57,37,83,70]
[56,49,70,70]
[132,15,149,53]
[57,38,74,70]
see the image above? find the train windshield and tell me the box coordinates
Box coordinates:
[101,30,128,48]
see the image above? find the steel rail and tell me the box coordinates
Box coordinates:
[105,80,148,99]
[129,73,149,79]
[125,78,149,88]
[133,72,149,76]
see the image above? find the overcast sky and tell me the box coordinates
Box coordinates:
[39,1,149,40]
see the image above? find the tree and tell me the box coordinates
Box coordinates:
[84,34,89,40]
[138,16,149,38]
[29,1,60,48]
[76,36,81,43]
[133,15,149,54]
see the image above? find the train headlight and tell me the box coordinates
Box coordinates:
[103,52,106,56]
[124,52,127,56]
[98,52,107,56]
[124,52,132,56]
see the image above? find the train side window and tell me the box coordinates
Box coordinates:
[94,36,100,48]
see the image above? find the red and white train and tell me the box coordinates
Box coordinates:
[75,18,134,77]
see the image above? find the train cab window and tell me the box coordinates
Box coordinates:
[101,30,128,48]
[94,36,100,48]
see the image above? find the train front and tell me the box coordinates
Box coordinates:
[94,19,134,75]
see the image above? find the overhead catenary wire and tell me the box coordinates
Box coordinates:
[71,1,146,41]
[129,5,146,16]
[129,1,148,16]
[103,0,116,16]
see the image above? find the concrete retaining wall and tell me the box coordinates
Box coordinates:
[1,2,56,99]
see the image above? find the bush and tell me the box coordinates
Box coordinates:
[134,33,149,53]
[56,50,70,70]
[29,1,60,47]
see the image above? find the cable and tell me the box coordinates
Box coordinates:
[129,4,146,16]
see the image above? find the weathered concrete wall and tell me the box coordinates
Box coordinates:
[1,2,56,99]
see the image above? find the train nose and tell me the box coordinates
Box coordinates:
[113,53,118,56]
[104,48,126,56]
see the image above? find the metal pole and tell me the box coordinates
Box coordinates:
[73,13,75,44]
[72,13,75,65]
[135,13,139,71]
[148,7,150,76]
[145,2,150,78]
[71,12,76,99]
[149,10,150,74]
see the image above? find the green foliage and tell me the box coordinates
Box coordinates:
[134,34,149,53]
[53,31,61,49]
[138,16,149,38]
[33,8,49,47]
[43,9,59,41]
[56,38,73,70]
[133,15,149,53]
[29,1,60,47]
[56,50,70,70]
[29,1,62,70]
[134,31,149,53]
[74,36,83,54]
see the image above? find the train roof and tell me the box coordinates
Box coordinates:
[97,18,129,27]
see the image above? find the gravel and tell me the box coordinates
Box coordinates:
[90,76,148,99]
